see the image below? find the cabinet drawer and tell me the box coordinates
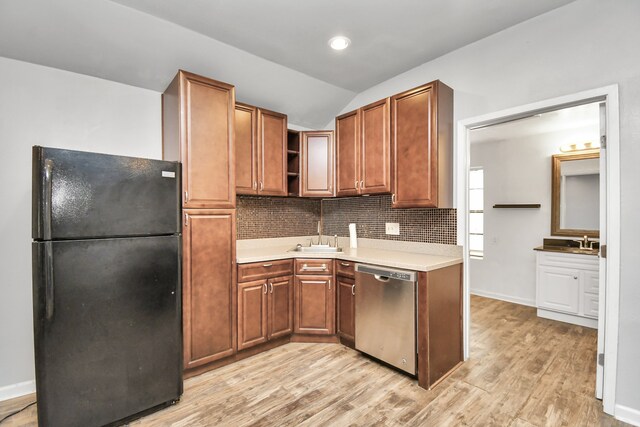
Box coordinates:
[336,260,355,278]
[295,259,333,276]
[238,259,293,282]
[583,270,599,294]
[583,293,599,318]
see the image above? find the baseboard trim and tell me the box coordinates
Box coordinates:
[537,308,598,329]
[0,380,36,402]
[470,289,535,307]
[616,404,640,426]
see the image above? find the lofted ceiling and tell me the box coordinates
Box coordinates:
[110,0,577,92]
[0,0,577,127]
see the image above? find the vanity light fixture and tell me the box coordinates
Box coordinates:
[559,141,601,153]
[329,36,351,50]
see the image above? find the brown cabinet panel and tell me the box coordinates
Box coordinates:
[300,131,335,197]
[237,279,268,351]
[237,259,293,283]
[335,110,360,197]
[294,275,335,335]
[268,275,294,339]
[295,258,333,276]
[162,71,235,209]
[337,276,355,342]
[361,98,391,194]
[182,210,236,369]
[336,260,355,279]
[391,81,453,208]
[258,108,287,196]
[235,103,258,195]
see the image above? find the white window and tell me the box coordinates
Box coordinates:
[469,168,484,259]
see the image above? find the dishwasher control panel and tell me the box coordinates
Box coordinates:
[355,264,417,282]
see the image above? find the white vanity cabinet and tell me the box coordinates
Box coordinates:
[535,250,599,328]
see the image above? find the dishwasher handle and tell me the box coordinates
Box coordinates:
[374,274,391,282]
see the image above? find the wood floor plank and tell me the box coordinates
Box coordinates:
[0,295,627,427]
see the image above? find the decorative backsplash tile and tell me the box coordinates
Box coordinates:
[321,195,457,245]
[237,194,457,244]
[237,196,320,239]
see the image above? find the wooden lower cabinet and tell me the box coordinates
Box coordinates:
[337,276,355,342]
[269,276,294,339]
[294,275,335,335]
[237,279,268,350]
[182,210,236,370]
[237,275,293,351]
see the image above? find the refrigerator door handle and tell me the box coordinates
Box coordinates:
[44,241,54,320]
[43,159,53,240]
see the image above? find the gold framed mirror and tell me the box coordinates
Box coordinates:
[551,151,600,238]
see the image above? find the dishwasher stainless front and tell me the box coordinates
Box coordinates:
[355,263,417,375]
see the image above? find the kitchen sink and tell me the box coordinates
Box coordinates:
[289,245,343,253]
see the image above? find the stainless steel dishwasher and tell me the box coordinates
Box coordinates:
[355,263,417,375]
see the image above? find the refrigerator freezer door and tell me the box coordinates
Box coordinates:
[32,236,182,427]
[33,147,180,240]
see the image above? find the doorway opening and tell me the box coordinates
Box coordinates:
[456,85,620,415]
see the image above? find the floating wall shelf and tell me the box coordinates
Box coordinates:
[492,204,541,209]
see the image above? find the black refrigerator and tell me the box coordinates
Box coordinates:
[31,147,183,427]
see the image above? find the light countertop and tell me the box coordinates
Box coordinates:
[237,243,462,272]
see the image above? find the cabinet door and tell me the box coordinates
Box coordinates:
[537,266,580,314]
[237,280,268,351]
[183,210,236,369]
[335,110,360,196]
[258,108,287,196]
[268,276,294,339]
[391,81,453,208]
[337,276,355,342]
[360,98,391,194]
[300,131,335,197]
[179,71,235,209]
[235,103,258,195]
[294,275,335,335]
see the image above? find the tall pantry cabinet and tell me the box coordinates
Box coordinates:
[162,70,237,372]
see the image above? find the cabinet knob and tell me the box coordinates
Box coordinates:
[263,263,273,267]
[574,276,578,280]
[355,180,358,190]
[263,283,267,294]
[269,282,273,294]
[351,284,355,296]
[340,262,350,267]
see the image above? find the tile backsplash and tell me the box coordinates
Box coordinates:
[237,194,457,244]
[321,195,457,245]
[237,196,320,239]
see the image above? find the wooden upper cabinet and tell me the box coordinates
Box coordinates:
[257,108,287,196]
[391,81,453,208]
[162,70,235,209]
[300,131,335,197]
[360,98,391,194]
[335,99,391,197]
[182,209,236,369]
[335,110,360,197]
[235,103,258,195]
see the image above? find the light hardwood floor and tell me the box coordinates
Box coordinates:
[0,296,627,426]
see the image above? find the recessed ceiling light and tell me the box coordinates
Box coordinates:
[329,36,351,51]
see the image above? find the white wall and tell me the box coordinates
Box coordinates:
[334,0,640,416]
[0,57,161,398]
[469,127,597,306]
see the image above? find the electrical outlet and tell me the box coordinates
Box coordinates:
[385,223,400,235]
